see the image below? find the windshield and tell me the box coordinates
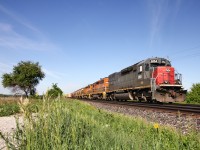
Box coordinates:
[151,63,169,67]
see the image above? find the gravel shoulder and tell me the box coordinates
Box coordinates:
[0,115,23,150]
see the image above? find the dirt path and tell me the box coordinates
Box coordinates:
[0,115,23,150]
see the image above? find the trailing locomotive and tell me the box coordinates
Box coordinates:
[71,57,186,103]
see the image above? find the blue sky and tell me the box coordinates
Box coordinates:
[0,0,200,95]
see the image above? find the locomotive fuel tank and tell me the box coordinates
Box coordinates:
[113,92,134,100]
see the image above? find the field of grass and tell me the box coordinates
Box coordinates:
[1,98,199,150]
[0,98,20,116]
[0,98,42,117]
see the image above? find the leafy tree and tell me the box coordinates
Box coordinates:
[2,61,45,97]
[186,83,200,104]
[47,83,63,98]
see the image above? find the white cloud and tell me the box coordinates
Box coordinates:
[0,4,41,35]
[0,5,60,52]
[148,0,182,47]
[0,27,57,51]
[43,68,64,80]
[148,0,166,47]
[0,23,12,32]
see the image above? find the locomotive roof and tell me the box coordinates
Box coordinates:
[109,57,171,76]
[137,57,171,65]
[124,57,171,69]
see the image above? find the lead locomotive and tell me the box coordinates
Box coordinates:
[72,57,186,103]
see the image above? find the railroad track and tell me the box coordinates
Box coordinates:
[79,99,200,114]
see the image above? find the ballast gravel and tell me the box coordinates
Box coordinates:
[85,101,200,134]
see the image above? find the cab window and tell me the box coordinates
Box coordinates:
[145,64,149,71]
[139,66,142,72]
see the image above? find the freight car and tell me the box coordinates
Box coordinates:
[71,57,186,103]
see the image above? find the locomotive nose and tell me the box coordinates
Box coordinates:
[152,66,175,85]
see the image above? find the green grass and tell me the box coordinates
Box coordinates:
[0,101,20,116]
[0,98,41,117]
[1,98,200,150]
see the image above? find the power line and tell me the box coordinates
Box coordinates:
[163,42,200,61]
[166,43,200,56]
[170,50,200,61]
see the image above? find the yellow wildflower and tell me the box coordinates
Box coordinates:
[154,123,159,129]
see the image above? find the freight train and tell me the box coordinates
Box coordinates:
[71,57,186,103]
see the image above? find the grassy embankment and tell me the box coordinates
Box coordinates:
[0,97,199,150]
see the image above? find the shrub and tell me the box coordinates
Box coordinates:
[186,83,200,104]
[46,83,63,99]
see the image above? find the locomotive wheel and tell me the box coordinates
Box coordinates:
[147,98,153,103]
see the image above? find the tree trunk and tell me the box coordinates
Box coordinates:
[24,90,28,98]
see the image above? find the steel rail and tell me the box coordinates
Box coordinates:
[79,99,200,114]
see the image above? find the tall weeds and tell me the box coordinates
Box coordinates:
[1,98,200,149]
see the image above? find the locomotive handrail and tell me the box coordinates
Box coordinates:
[151,72,164,99]
[175,72,182,84]
[150,78,156,99]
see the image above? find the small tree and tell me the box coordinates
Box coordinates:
[186,83,200,104]
[2,61,45,97]
[46,83,63,98]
